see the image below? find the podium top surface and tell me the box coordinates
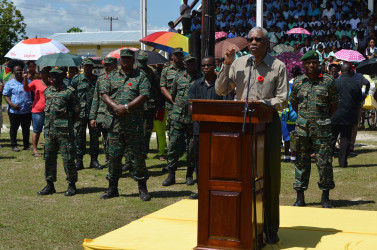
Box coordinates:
[190,99,274,124]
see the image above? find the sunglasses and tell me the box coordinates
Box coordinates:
[201,64,214,67]
[246,37,264,43]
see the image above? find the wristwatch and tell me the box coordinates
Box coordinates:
[124,104,129,111]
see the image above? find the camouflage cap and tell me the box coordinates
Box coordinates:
[300,50,319,61]
[137,50,149,61]
[183,53,196,62]
[104,57,117,64]
[49,66,65,74]
[120,49,135,57]
[172,47,184,54]
[82,58,94,65]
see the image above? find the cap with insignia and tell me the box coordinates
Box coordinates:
[104,57,117,64]
[82,58,94,65]
[137,50,149,61]
[49,66,65,74]
[300,50,319,61]
[172,47,184,54]
[184,54,196,62]
[120,49,135,57]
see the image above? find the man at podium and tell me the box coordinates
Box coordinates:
[215,26,289,244]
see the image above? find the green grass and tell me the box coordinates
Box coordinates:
[0,111,377,249]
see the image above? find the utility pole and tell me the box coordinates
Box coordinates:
[201,0,215,59]
[104,17,118,31]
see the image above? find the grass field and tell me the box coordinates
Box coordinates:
[0,111,377,249]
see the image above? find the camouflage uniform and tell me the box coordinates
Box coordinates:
[289,73,338,191]
[71,69,100,160]
[44,83,80,183]
[166,69,203,173]
[100,68,151,182]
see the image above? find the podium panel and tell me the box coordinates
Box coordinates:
[191,100,273,250]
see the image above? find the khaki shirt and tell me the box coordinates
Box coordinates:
[215,53,289,111]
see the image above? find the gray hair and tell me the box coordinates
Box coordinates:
[248,27,268,39]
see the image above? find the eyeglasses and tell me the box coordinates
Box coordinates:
[246,37,264,43]
[201,64,214,67]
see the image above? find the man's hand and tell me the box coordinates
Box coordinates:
[113,104,129,118]
[12,104,21,111]
[90,119,97,129]
[224,46,236,65]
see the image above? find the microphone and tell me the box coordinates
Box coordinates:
[248,54,255,65]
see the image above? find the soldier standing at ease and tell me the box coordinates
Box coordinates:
[37,67,80,196]
[162,54,203,186]
[289,50,338,208]
[100,49,151,201]
[89,57,118,168]
[71,58,102,170]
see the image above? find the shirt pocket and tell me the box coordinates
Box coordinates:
[316,118,332,137]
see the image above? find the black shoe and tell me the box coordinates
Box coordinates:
[321,190,332,208]
[265,232,279,244]
[64,183,76,196]
[23,147,32,150]
[186,176,195,186]
[138,180,151,201]
[122,165,131,173]
[37,182,56,196]
[162,168,176,186]
[89,158,103,170]
[283,158,290,162]
[349,151,358,157]
[12,146,20,152]
[76,159,84,170]
[100,188,119,199]
[293,190,306,207]
[161,167,168,173]
[189,193,198,199]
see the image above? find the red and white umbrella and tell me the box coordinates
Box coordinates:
[5,38,69,60]
[215,31,228,40]
[334,49,365,62]
[287,28,312,35]
[106,47,139,59]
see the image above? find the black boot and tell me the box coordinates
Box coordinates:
[138,180,151,201]
[265,231,279,244]
[100,180,119,199]
[76,158,84,170]
[90,155,103,170]
[162,168,176,186]
[321,190,332,208]
[293,190,306,207]
[189,193,198,199]
[37,181,56,196]
[186,167,195,186]
[64,183,77,196]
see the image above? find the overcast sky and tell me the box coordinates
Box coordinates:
[12,0,185,38]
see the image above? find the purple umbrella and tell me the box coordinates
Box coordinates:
[275,52,305,74]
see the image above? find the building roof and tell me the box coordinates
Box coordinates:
[48,30,163,45]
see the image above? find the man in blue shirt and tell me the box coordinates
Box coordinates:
[308,3,321,17]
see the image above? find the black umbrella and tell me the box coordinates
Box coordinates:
[356,58,377,75]
[135,50,168,65]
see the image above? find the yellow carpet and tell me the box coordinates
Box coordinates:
[83,200,377,250]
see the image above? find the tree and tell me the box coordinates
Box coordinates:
[0,0,27,64]
[67,27,83,33]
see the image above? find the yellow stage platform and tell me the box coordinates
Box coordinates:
[83,200,377,250]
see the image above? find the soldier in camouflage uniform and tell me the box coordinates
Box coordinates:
[89,57,118,168]
[160,47,185,134]
[71,58,102,170]
[162,54,203,186]
[100,49,151,201]
[289,50,338,208]
[37,67,80,196]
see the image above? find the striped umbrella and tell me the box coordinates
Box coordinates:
[139,31,189,54]
[334,49,365,62]
[287,28,312,35]
[106,47,138,59]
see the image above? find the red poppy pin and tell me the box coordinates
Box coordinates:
[258,76,264,82]
[318,74,323,78]
[128,82,132,86]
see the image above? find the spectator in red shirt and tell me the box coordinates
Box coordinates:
[23,66,51,156]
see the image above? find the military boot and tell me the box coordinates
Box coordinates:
[162,168,176,186]
[293,190,306,207]
[76,158,84,170]
[64,183,77,196]
[186,167,195,186]
[100,180,119,199]
[37,181,56,196]
[90,155,103,170]
[138,180,151,201]
[321,190,332,208]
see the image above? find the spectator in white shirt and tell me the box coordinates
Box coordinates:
[167,21,177,33]
[322,3,335,19]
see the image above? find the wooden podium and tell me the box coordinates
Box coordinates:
[191,100,274,250]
